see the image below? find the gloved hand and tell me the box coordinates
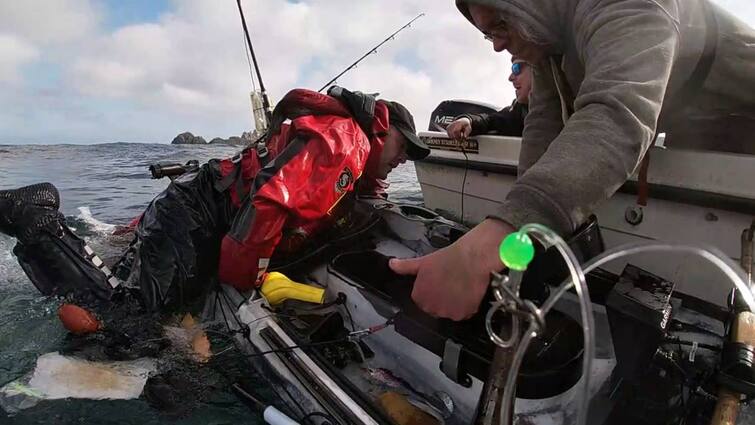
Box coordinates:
[0,183,61,240]
[446,117,472,140]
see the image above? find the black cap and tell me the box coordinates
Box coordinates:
[383,101,430,160]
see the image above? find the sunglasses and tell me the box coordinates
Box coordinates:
[482,19,508,42]
[511,62,525,76]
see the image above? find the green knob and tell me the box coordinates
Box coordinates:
[499,231,535,271]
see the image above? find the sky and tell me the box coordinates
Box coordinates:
[0,0,753,144]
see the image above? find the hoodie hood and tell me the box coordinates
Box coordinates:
[456,0,576,51]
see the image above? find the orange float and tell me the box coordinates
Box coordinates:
[58,304,102,335]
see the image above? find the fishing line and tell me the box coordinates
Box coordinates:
[215,290,235,334]
[342,301,356,332]
[213,288,249,338]
[233,338,355,359]
[317,13,425,92]
[204,328,238,341]
[460,143,469,225]
[236,0,272,122]
[222,289,247,330]
[214,317,395,361]
[213,345,237,357]
[430,120,470,225]
[242,30,257,92]
[209,337,350,365]
[208,296,312,420]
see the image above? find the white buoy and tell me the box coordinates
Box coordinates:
[262,406,300,425]
[232,383,300,425]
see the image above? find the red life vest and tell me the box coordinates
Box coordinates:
[217,88,390,290]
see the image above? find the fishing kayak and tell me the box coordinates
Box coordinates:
[207,197,746,425]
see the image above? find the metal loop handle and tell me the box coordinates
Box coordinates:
[486,272,547,347]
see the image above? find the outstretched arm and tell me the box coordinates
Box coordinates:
[462,104,525,137]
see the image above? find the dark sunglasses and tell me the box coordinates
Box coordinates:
[511,62,526,76]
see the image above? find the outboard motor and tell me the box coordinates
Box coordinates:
[428,100,499,131]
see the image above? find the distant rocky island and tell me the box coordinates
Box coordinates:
[171,131,260,145]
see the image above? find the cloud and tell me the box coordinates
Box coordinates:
[712,0,755,25]
[0,0,101,46]
[68,2,318,117]
[161,82,213,108]
[69,23,169,98]
[0,34,40,84]
[0,0,753,143]
[62,0,513,139]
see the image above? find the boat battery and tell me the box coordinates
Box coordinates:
[606,264,676,381]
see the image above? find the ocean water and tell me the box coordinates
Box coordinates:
[0,143,422,424]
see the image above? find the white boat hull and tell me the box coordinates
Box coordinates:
[416,131,755,306]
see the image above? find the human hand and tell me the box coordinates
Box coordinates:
[389,219,514,320]
[446,118,472,140]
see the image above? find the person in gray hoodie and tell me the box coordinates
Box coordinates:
[390,0,755,320]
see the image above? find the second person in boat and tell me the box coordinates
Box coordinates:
[446,55,531,139]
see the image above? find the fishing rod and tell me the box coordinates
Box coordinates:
[236,0,273,124]
[317,13,425,93]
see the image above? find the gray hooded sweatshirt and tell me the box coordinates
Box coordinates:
[456,0,755,236]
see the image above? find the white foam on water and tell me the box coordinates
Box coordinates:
[0,234,26,288]
[77,206,116,234]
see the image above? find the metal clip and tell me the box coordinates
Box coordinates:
[347,317,395,342]
[485,271,546,348]
[347,328,372,342]
[256,144,269,159]
[490,271,510,304]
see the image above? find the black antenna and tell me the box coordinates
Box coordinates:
[236,0,272,123]
[318,13,425,93]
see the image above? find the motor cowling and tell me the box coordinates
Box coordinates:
[428,100,499,131]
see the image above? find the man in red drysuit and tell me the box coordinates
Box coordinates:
[0,86,429,313]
